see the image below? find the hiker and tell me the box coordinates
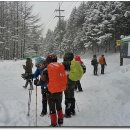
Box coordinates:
[63,52,83,118]
[91,55,98,75]
[41,54,67,127]
[22,58,33,90]
[98,54,107,74]
[32,56,48,116]
[74,55,86,92]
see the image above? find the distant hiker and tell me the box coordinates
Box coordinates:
[63,52,83,118]
[22,58,33,90]
[98,54,107,74]
[32,56,48,116]
[74,55,86,92]
[41,54,67,127]
[91,55,98,75]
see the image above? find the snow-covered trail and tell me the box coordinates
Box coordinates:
[0,53,130,126]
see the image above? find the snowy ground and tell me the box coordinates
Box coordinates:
[0,53,130,127]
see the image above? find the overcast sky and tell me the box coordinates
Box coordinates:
[31,1,81,37]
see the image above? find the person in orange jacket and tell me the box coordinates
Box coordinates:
[41,54,66,127]
[98,55,107,74]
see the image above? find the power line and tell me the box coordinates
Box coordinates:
[65,1,79,20]
[43,2,60,36]
[55,2,65,57]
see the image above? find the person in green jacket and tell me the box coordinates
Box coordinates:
[63,52,83,118]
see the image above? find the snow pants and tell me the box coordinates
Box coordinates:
[75,80,83,91]
[47,92,63,126]
[41,88,47,114]
[101,64,105,74]
[93,65,98,75]
[64,79,76,117]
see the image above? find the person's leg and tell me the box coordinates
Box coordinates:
[64,79,76,117]
[69,85,75,115]
[23,79,29,88]
[41,89,47,116]
[102,64,105,74]
[64,92,71,117]
[101,65,103,74]
[75,81,78,91]
[48,93,57,126]
[77,80,83,91]
[28,79,33,90]
[94,65,97,75]
[95,65,98,75]
[93,66,95,75]
[56,92,63,126]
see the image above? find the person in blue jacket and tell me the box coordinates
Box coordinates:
[32,57,48,117]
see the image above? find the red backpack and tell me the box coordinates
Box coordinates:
[48,62,67,93]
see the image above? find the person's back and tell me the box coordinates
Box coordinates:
[23,58,33,74]
[22,58,33,90]
[99,55,106,65]
[98,55,107,74]
[41,54,65,127]
[91,56,98,66]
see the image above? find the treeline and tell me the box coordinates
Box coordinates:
[43,1,130,56]
[0,1,43,60]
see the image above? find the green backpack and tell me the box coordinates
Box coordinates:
[69,60,83,81]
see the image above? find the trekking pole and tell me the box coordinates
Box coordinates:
[35,85,38,126]
[27,89,32,116]
[75,99,80,112]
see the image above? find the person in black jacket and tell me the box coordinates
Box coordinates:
[91,55,98,75]
[62,52,76,118]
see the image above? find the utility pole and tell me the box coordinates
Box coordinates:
[55,2,64,58]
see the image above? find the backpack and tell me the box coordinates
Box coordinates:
[91,59,97,65]
[47,62,67,93]
[69,60,83,81]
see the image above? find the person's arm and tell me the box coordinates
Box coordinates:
[41,68,48,82]
[22,65,26,70]
[32,68,40,79]
[104,58,107,65]
[62,61,71,71]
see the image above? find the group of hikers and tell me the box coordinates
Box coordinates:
[22,52,86,127]
[91,54,107,76]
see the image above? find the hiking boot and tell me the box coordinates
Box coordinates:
[71,110,76,115]
[49,124,57,127]
[64,114,71,118]
[40,112,47,117]
[58,119,63,126]
[79,90,83,92]
[23,86,27,89]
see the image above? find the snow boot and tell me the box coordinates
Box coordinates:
[23,86,27,89]
[50,113,57,127]
[71,109,76,115]
[57,110,63,126]
[40,111,47,117]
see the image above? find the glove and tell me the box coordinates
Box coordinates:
[34,79,39,86]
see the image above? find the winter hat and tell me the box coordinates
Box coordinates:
[35,56,46,66]
[46,54,57,64]
[63,52,74,62]
[75,55,83,64]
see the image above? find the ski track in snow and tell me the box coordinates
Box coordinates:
[0,53,130,126]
